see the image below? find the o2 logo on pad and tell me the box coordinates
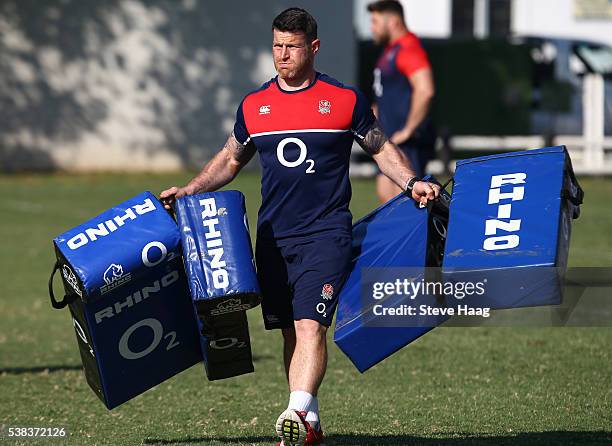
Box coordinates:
[210,337,247,350]
[118,318,180,360]
[141,241,177,267]
[276,137,315,174]
[483,173,526,251]
[73,317,94,357]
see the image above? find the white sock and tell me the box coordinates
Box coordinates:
[288,390,314,413]
[305,397,320,430]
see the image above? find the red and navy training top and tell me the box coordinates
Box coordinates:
[234,72,375,245]
[374,32,434,144]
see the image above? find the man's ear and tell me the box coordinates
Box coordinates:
[311,38,320,55]
[388,13,402,29]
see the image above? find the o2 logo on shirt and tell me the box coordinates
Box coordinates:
[276,137,315,174]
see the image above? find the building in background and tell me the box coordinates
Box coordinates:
[2,1,610,173]
[0,0,355,172]
[355,0,612,46]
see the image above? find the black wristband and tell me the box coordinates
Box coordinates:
[404,176,421,192]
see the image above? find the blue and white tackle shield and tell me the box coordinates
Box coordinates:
[175,191,260,380]
[442,146,583,310]
[50,191,201,409]
[333,185,450,373]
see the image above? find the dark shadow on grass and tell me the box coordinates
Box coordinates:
[326,431,612,446]
[144,431,612,445]
[144,436,275,445]
[0,365,82,375]
[252,354,274,363]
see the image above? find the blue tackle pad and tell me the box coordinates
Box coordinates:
[50,191,201,409]
[333,186,450,373]
[175,191,260,380]
[334,148,582,373]
[442,146,583,310]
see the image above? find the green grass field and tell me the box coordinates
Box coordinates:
[0,172,611,445]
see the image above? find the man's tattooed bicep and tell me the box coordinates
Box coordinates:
[226,131,256,163]
[357,121,388,155]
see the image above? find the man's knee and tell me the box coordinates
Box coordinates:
[294,318,327,341]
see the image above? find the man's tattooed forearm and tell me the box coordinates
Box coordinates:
[357,121,388,155]
[226,131,256,163]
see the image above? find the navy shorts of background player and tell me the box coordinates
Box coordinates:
[233,72,375,329]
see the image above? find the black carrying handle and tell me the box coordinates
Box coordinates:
[420,175,453,213]
[48,261,72,309]
[561,187,584,207]
[561,148,585,216]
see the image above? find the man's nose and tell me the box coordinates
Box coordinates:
[281,45,289,59]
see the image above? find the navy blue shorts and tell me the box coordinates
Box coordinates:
[255,234,352,330]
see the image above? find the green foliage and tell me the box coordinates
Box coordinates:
[425,39,533,135]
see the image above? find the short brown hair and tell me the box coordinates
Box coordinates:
[272,8,318,43]
[367,0,404,20]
